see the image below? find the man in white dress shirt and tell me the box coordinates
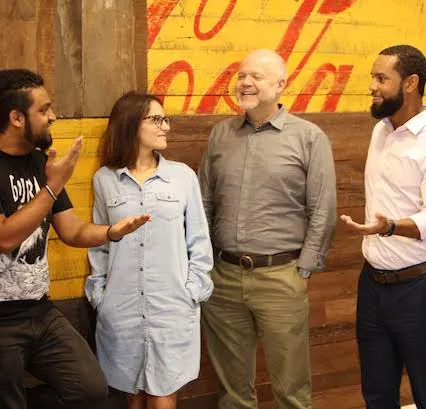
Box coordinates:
[341,45,426,409]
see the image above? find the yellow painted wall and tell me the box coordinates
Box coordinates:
[147,0,426,114]
[48,119,106,299]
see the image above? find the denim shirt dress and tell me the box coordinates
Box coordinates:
[85,154,214,395]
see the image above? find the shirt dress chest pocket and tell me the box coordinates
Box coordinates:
[155,192,181,221]
[106,196,128,224]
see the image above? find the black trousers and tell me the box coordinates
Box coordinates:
[357,262,426,409]
[0,301,108,409]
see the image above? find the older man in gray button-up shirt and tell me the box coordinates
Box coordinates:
[199,49,336,409]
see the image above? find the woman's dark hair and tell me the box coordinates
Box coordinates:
[380,45,426,96]
[100,92,163,168]
[0,69,44,133]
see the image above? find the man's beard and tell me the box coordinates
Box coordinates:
[370,87,404,119]
[24,119,52,151]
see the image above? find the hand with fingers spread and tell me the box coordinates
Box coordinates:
[340,212,392,235]
[45,136,83,195]
[107,214,152,242]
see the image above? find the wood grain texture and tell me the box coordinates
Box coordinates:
[54,0,83,117]
[81,0,136,116]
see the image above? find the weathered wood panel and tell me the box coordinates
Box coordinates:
[81,0,136,116]
[0,0,148,117]
[54,0,83,117]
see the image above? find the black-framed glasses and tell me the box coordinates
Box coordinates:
[143,115,171,129]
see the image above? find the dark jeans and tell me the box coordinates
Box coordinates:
[0,301,108,409]
[357,262,426,409]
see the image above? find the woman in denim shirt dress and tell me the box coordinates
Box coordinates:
[85,92,214,409]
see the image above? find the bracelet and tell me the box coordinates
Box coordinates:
[44,184,58,201]
[379,220,396,237]
[106,225,122,242]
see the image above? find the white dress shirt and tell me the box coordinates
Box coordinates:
[363,109,426,269]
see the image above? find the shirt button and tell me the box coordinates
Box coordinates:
[140,243,144,247]
[142,315,146,319]
[141,291,144,295]
[140,202,143,206]
[140,267,143,271]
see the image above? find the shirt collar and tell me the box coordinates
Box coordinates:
[403,108,426,136]
[383,108,426,136]
[235,104,287,131]
[114,152,171,183]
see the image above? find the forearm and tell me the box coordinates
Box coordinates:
[0,187,55,253]
[62,221,110,248]
[391,218,420,239]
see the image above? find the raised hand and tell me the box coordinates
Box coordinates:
[108,215,152,241]
[45,136,83,195]
[340,212,390,235]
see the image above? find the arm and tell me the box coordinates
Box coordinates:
[341,212,421,240]
[0,137,82,254]
[185,169,214,303]
[198,128,215,231]
[298,130,337,272]
[52,206,151,247]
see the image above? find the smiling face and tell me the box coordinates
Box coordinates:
[236,51,286,114]
[370,54,404,119]
[24,86,56,150]
[137,100,170,152]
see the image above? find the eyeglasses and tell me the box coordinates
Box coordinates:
[143,115,171,129]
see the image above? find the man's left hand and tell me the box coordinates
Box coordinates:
[108,214,152,241]
[340,212,391,235]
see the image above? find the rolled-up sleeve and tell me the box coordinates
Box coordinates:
[85,174,109,309]
[298,129,337,271]
[185,169,214,303]
[409,172,426,240]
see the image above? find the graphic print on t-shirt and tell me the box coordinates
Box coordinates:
[0,152,50,301]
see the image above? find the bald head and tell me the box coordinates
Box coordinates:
[236,49,287,115]
[241,49,287,82]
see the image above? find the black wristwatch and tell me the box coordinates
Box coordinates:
[379,220,396,237]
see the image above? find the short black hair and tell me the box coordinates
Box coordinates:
[380,45,426,97]
[0,69,44,133]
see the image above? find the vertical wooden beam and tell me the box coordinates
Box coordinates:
[53,0,83,117]
[133,0,148,93]
[81,0,136,117]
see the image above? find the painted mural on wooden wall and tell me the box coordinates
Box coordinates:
[147,0,425,114]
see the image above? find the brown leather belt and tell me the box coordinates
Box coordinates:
[218,249,301,270]
[366,261,426,284]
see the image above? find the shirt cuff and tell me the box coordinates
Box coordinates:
[409,212,426,240]
[297,247,325,272]
[185,278,213,304]
[86,287,104,310]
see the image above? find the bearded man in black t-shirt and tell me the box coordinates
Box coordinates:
[0,69,151,409]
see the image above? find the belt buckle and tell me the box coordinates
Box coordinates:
[239,255,254,271]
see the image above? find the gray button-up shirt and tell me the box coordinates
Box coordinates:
[198,107,336,271]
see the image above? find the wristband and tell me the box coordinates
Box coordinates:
[44,184,58,201]
[106,225,122,242]
[379,220,395,237]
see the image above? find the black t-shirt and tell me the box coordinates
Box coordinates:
[0,149,72,306]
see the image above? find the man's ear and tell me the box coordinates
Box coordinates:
[278,78,286,94]
[9,110,25,128]
[404,74,419,95]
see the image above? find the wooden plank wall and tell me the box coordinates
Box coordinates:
[1,0,424,408]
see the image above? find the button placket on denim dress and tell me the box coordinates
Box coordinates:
[85,154,213,395]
